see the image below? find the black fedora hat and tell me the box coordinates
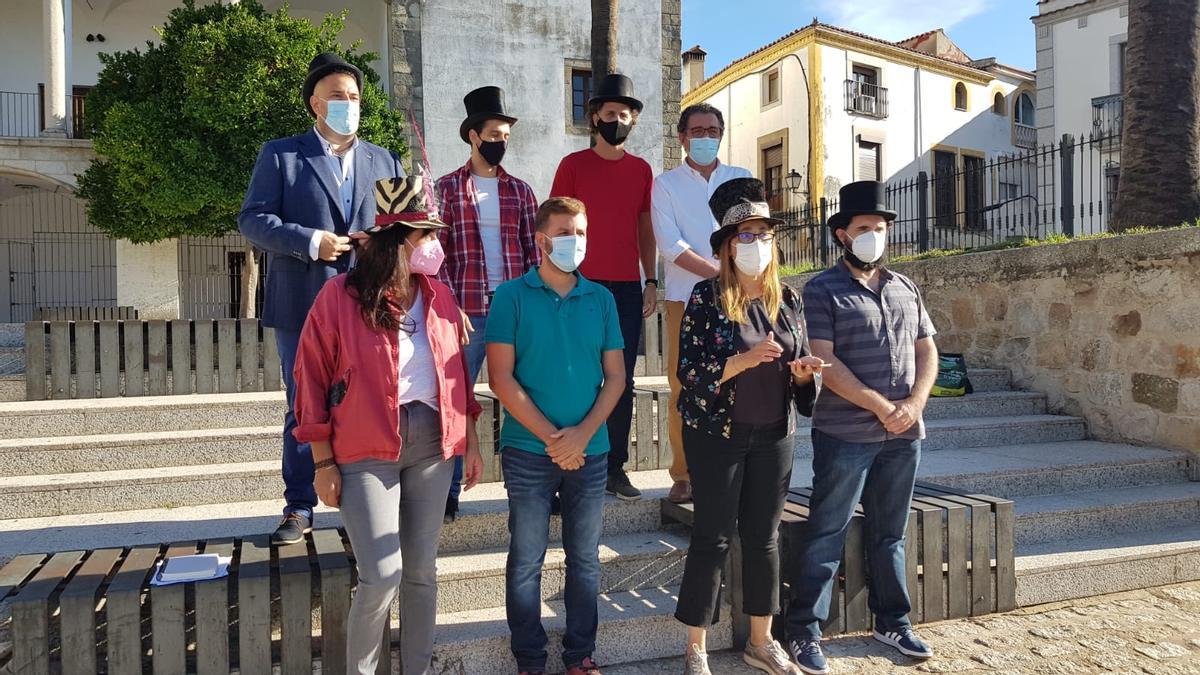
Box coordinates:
[708,178,784,252]
[302,52,363,117]
[588,73,643,113]
[828,180,897,230]
[459,86,519,143]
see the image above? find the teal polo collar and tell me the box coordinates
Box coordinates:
[520,267,595,296]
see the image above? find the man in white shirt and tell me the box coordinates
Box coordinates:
[651,103,752,503]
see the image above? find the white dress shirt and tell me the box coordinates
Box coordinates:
[651,160,752,302]
[308,127,359,260]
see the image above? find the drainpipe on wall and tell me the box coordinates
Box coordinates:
[914,67,923,164]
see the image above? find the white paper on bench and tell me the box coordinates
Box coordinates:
[150,553,232,586]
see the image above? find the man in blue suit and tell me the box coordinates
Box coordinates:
[239,52,405,545]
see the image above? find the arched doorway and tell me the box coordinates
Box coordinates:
[0,171,116,322]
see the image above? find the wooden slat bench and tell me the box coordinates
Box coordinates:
[32,306,138,322]
[24,319,283,400]
[0,532,395,675]
[661,480,1015,646]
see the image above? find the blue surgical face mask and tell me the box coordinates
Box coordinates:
[544,234,586,273]
[688,137,720,166]
[321,98,360,136]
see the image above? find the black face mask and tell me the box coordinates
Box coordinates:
[477,138,507,167]
[596,119,633,146]
[836,232,881,271]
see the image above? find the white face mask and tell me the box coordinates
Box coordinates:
[850,230,887,264]
[733,239,773,277]
[544,234,586,273]
[321,98,360,136]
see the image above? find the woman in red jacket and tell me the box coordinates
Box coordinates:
[293,176,484,675]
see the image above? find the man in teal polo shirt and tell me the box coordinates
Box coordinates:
[486,196,626,675]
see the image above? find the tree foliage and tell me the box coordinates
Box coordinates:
[77,0,408,242]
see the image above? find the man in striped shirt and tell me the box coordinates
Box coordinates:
[784,181,939,674]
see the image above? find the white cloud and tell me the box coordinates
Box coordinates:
[812,0,991,42]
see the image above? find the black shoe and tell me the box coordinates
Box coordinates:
[271,513,312,546]
[606,471,642,501]
[874,627,934,659]
[551,493,562,516]
[444,496,459,524]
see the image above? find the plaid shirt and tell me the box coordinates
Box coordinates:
[435,162,541,316]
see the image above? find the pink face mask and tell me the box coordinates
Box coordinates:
[408,237,445,276]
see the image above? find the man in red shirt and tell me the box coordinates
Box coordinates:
[437,86,540,522]
[550,73,657,501]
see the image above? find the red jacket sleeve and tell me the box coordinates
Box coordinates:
[292,283,341,443]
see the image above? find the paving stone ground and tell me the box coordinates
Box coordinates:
[607,581,1200,675]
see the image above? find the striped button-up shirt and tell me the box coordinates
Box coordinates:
[435,162,540,316]
[803,263,937,443]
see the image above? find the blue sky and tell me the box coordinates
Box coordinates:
[682,0,1036,76]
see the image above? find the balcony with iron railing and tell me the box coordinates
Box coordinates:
[0,91,90,139]
[844,80,889,119]
[1092,93,1123,143]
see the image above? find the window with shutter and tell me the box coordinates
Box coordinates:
[762,143,784,211]
[857,140,881,181]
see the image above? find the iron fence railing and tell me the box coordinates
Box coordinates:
[774,131,1120,270]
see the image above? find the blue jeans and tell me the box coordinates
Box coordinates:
[592,280,642,476]
[275,327,316,521]
[785,429,920,640]
[449,313,488,501]
[503,447,607,671]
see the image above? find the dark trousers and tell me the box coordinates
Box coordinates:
[675,421,793,627]
[275,327,316,520]
[785,429,920,640]
[592,280,642,476]
[503,448,608,671]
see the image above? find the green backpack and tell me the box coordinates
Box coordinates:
[930,353,973,397]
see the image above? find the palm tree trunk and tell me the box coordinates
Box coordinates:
[1111,0,1200,231]
[239,244,259,319]
[591,0,619,77]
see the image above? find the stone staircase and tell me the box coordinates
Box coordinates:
[0,368,1196,672]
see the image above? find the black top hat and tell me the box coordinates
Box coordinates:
[707,178,784,252]
[371,176,449,233]
[588,73,644,113]
[459,86,519,143]
[828,181,897,230]
[302,52,363,118]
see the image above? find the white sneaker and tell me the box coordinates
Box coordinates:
[744,639,802,674]
[683,644,711,675]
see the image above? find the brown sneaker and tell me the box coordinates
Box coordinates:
[667,480,692,504]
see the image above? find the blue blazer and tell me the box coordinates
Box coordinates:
[238,129,405,331]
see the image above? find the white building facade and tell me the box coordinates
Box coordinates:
[1033,0,1127,233]
[0,0,681,320]
[683,25,1036,211]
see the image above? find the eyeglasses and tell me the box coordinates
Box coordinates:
[734,232,775,244]
[686,126,723,139]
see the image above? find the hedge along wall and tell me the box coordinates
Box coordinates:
[786,228,1200,456]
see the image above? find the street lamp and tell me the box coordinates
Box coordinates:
[785,169,804,194]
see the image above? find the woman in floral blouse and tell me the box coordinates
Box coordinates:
[673,178,824,675]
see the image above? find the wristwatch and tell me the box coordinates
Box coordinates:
[644,278,659,287]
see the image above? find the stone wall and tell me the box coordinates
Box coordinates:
[0,138,94,188]
[789,228,1200,456]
